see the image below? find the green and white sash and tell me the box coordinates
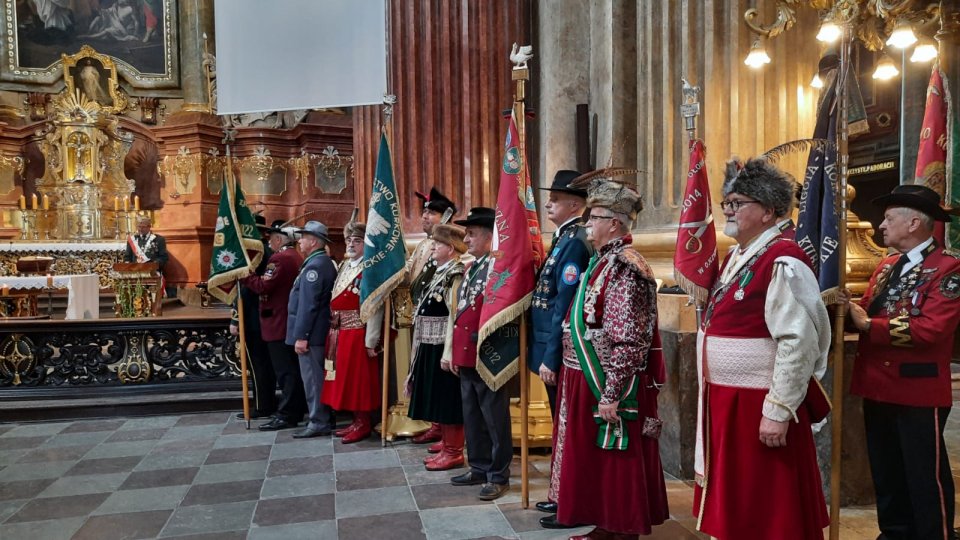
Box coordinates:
[569,254,640,451]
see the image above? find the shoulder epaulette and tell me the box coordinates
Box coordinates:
[942,248,960,259]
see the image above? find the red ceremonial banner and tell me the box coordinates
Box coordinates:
[673,138,718,306]
[915,66,949,246]
[476,110,545,390]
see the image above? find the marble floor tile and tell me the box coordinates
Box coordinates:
[160,426,220,442]
[0,436,51,451]
[0,516,87,540]
[266,455,333,477]
[420,504,515,540]
[37,472,129,498]
[152,436,217,453]
[0,423,69,438]
[335,485,417,519]
[105,428,168,443]
[0,499,26,523]
[260,472,335,499]
[1,459,76,481]
[252,494,335,526]
[38,431,112,448]
[334,448,401,471]
[16,444,94,464]
[93,485,191,515]
[337,466,408,491]
[180,479,264,506]
[412,482,496,510]
[213,432,278,449]
[159,500,257,537]
[120,466,199,490]
[118,415,180,431]
[247,520,338,540]
[84,440,158,459]
[5,493,109,523]
[268,438,334,460]
[337,510,427,540]
[193,460,268,485]
[136,450,209,471]
[0,478,56,502]
[61,419,128,433]
[71,509,172,540]
[66,455,144,475]
[204,444,272,465]
[175,412,232,427]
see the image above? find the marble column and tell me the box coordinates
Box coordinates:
[179,0,216,112]
[589,1,638,181]
[535,0,589,233]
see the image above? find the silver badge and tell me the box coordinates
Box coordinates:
[733,289,744,301]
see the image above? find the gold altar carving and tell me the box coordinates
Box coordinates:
[161,146,203,199]
[117,332,152,383]
[844,185,886,294]
[0,153,24,197]
[31,47,136,241]
[289,146,354,195]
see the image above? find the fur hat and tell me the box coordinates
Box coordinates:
[722,157,796,218]
[431,224,467,254]
[344,221,366,239]
[569,168,644,221]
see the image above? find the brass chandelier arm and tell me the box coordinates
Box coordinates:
[744,1,801,38]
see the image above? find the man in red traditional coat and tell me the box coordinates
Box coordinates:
[694,158,831,539]
[549,171,669,539]
[321,220,384,444]
[843,184,959,540]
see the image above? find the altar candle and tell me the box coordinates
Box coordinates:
[123,198,129,212]
[1,285,7,297]
[134,195,140,212]
[31,194,37,210]
[18,195,25,210]
[42,194,49,211]
[114,197,120,212]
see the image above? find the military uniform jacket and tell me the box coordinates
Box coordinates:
[529,218,593,373]
[285,249,338,347]
[452,256,489,368]
[242,245,302,342]
[124,233,169,270]
[851,241,960,407]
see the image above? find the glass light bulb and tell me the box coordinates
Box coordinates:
[810,74,824,88]
[744,40,771,69]
[886,21,917,49]
[910,41,938,63]
[872,56,899,80]
[816,22,841,43]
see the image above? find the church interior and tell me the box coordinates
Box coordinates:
[0,0,958,538]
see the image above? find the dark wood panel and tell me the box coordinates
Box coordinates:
[354,0,532,233]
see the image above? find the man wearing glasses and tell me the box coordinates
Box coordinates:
[693,158,831,539]
[548,171,669,539]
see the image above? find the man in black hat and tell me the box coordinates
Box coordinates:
[843,184,960,540]
[530,170,593,523]
[447,207,511,501]
[242,220,307,431]
[406,187,458,446]
[229,214,275,419]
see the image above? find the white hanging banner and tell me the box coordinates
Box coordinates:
[213,0,387,115]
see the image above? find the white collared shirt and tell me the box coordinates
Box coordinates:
[900,236,934,276]
[554,216,580,240]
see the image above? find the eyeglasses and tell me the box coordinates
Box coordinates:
[587,214,616,222]
[719,199,760,212]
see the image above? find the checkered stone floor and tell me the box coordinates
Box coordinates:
[0,411,896,539]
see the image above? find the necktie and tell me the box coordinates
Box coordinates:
[867,254,907,316]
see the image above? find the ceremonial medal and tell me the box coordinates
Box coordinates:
[910,307,921,316]
[733,270,753,301]
[733,289,744,301]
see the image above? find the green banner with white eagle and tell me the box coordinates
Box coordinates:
[207,176,264,305]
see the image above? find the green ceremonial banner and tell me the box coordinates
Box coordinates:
[207,177,264,304]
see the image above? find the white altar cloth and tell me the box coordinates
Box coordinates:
[0,274,100,319]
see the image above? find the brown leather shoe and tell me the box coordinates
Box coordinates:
[477,482,509,501]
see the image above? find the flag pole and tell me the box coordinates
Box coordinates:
[680,78,705,324]
[381,96,397,447]
[828,24,852,540]
[511,52,531,510]
[224,128,251,430]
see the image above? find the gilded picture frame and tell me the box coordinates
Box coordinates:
[62,46,126,114]
[0,0,179,91]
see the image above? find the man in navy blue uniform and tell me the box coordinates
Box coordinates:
[286,221,338,438]
[530,169,594,523]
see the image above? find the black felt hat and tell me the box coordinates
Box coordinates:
[415,187,457,215]
[453,207,495,229]
[254,214,269,230]
[871,184,952,222]
[540,170,587,198]
[266,219,287,234]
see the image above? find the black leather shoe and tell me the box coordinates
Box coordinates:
[539,514,577,529]
[238,411,274,420]
[477,482,509,501]
[292,426,331,439]
[450,471,485,486]
[535,501,557,513]
[258,418,297,431]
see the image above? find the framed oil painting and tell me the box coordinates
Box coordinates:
[0,0,179,90]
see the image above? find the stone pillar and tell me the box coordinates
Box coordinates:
[536,0,589,233]
[179,0,216,112]
[589,1,637,177]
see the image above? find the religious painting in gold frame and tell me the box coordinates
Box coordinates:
[62,46,126,114]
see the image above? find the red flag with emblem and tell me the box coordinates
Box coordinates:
[674,138,718,306]
[476,109,544,390]
[915,65,949,246]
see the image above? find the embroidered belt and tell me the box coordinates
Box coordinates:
[703,335,776,389]
[413,315,448,346]
[331,310,363,330]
